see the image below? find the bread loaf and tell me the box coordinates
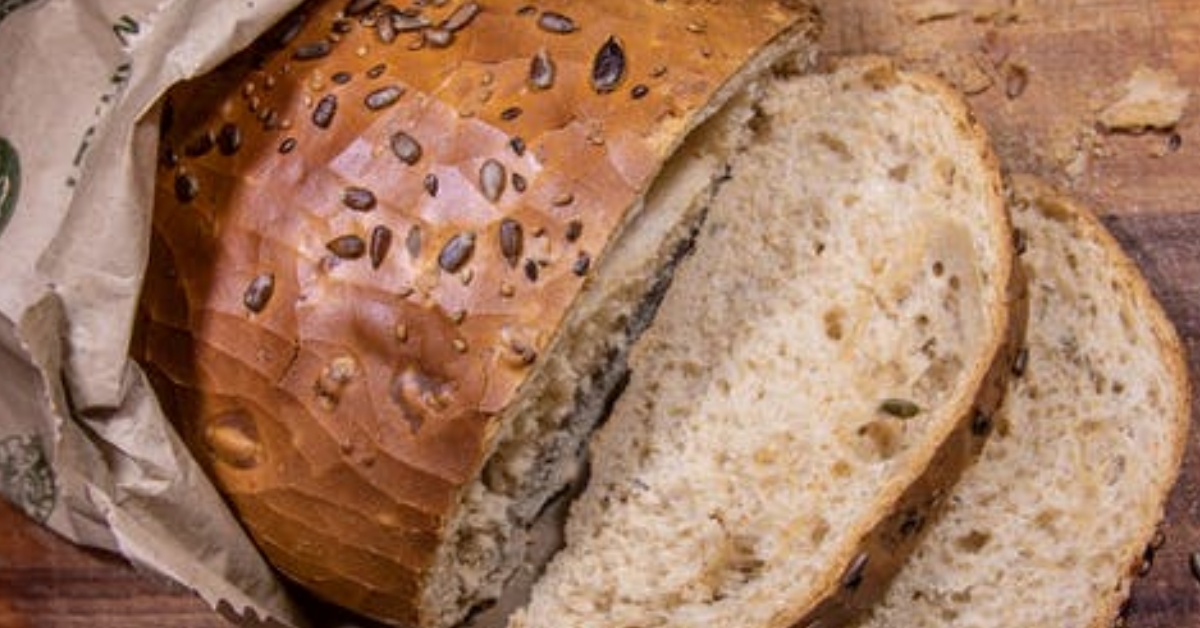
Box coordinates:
[134,0,820,625]
[510,57,1023,628]
[856,176,1190,628]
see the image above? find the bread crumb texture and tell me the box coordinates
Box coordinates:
[511,58,1008,628]
[859,177,1188,628]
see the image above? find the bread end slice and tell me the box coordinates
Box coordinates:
[859,175,1190,628]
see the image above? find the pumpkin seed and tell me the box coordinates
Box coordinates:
[312,94,338,128]
[390,131,422,165]
[370,226,393,268]
[439,232,476,272]
[216,123,242,156]
[243,273,275,313]
[529,48,555,90]
[174,172,199,203]
[342,186,377,211]
[880,398,921,419]
[293,41,332,60]
[537,11,576,33]
[365,85,404,110]
[480,159,506,202]
[343,0,379,16]
[327,234,367,259]
[592,36,627,93]
[443,2,481,32]
[841,552,869,591]
[406,225,422,258]
[499,218,522,267]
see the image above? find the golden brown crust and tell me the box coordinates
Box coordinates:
[135,0,819,624]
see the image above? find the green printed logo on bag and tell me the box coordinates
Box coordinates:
[0,434,57,523]
[0,137,18,237]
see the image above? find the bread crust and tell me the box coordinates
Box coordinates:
[1006,175,1191,628]
[135,1,819,625]
[786,56,1027,628]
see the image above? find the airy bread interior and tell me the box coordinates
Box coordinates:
[509,59,1011,627]
[425,53,810,628]
[857,177,1189,628]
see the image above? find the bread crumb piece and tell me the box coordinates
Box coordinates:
[1098,66,1190,132]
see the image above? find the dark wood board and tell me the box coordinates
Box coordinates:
[2,0,1199,626]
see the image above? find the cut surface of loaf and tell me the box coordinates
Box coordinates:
[511,57,1017,628]
[134,0,820,626]
[857,176,1190,628]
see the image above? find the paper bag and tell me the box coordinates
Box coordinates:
[0,0,325,625]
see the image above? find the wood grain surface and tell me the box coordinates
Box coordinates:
[2,0,1198,626]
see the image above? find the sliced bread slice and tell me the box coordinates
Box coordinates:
[857,175,1190,628]
[510,57,1021,628]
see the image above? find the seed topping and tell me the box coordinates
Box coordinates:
[880,398,921,419]
[592,36,627,93]
[565,219,583,242]
[294,41,332,60]
[439,232,476,272]
[279,137,298,154]
[529,48,556,90]
[174,172,199,203]
[572,252,592,276]
[332,71,352,84]
[312,94,338,128]
[501,106,523,121]
[423,173,439,197]
[343,0,379,16]
[841,552,869,591]
[538,11,576,33]
[365,85,405,110]
[480,159,506,202]
[499,219,523,267]
[1012,348,1029,377]
[406,225,422,258]
[510,136,527,156]
[511,172,528,193]
[425,27,453,48]
[443,2,481,32]
[369,225,393,268]
[970,409,993,436]
[327,234,367,259]
[243,273,275,313]
[216,123,242,156]
[184,132,214,157]
[366,62,387,78]
[342,186,377,211]
[390,131,423,165]
[631,84,650,99]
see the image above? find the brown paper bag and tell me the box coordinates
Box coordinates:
[0,0,322,624]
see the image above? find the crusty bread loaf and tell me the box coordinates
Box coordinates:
[856,176,1190,628]
[510,57,1022,628]
[134,0,820,625]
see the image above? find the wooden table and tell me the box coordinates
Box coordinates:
[2,0,1198,626]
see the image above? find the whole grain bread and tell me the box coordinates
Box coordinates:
[133,1,821,625]
[856,175,1190,628]
[510,57,1023,628]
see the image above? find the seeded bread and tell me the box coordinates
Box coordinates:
[856,176,1190,628]
[509,57,1023,628]
[133,0,821,625]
